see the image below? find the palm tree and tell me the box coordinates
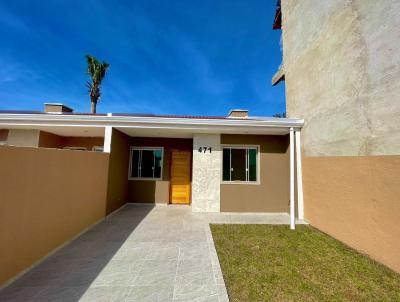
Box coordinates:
[86,55,109,114]
[273,112,287,118]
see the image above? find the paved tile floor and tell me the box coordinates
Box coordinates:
[0,204,290,302]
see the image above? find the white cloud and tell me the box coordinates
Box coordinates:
[0,59,41,84]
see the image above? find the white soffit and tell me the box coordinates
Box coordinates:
[117,128,194,138]
[116,126,289,138]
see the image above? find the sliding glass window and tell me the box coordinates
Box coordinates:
[222,146,258,182]
[129,147,163,180]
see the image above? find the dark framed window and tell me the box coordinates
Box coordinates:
[129,147,163,180]
[222,146,258,182]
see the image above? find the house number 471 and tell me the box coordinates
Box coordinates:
[198,147,212,153]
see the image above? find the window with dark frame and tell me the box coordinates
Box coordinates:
[222,147,257,182]
[129,147,163,179]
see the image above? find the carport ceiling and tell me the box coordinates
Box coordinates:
[116,126,289,138]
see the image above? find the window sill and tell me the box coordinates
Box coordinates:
[221,181,260,185]
[128,177,163,181]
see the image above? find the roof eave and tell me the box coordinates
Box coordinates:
[0,113,303,135]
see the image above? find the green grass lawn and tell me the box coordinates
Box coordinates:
[210,224,400,302]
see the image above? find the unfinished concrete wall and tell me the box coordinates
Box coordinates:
[303,156,400,273]
[281,0,400,156]
[0,146,109,285]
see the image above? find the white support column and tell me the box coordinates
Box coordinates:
[295,130,304,220]
[103,113,113,153]
[289,127,295,230]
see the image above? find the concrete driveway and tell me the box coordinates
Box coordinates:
[0,204,289,302]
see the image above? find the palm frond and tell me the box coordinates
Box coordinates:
[85,54,109,108]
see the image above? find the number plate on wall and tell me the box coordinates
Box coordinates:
[198,147,212,153]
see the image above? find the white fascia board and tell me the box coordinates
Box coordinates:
[0,113,304,132]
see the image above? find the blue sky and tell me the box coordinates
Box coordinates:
[0,0,284,116]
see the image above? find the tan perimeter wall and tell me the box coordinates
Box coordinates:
[128,137,193,204]
[0,146,109,285]
[220,134,290,212]
[303,155,400,273]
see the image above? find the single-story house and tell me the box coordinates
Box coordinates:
[0,103,305,229]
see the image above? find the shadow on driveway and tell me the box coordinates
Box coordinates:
[1,204,235,302]
[0,204,154,301]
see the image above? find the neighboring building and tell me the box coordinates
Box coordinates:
[272,0,400,272]
[273,0,400,156]
[0,103,304,227]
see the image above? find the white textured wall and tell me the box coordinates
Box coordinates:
[192,134,221,212]
[7,129,40,147]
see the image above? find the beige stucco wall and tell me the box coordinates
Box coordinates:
[220,134,290,213]
[0,145,109,285]
[128,180,170,204]
[303,155,400,273]
[281,0,400,156]
[7,129,40,147]
[127,137,193,204]
[38,131,104,150]
[106,129,130,214]
[0,129,8,142]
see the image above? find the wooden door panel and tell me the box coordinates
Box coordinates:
[170,151,191,204]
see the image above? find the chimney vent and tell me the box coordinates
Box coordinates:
[44,103,73,114]
[227,109,249,118]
